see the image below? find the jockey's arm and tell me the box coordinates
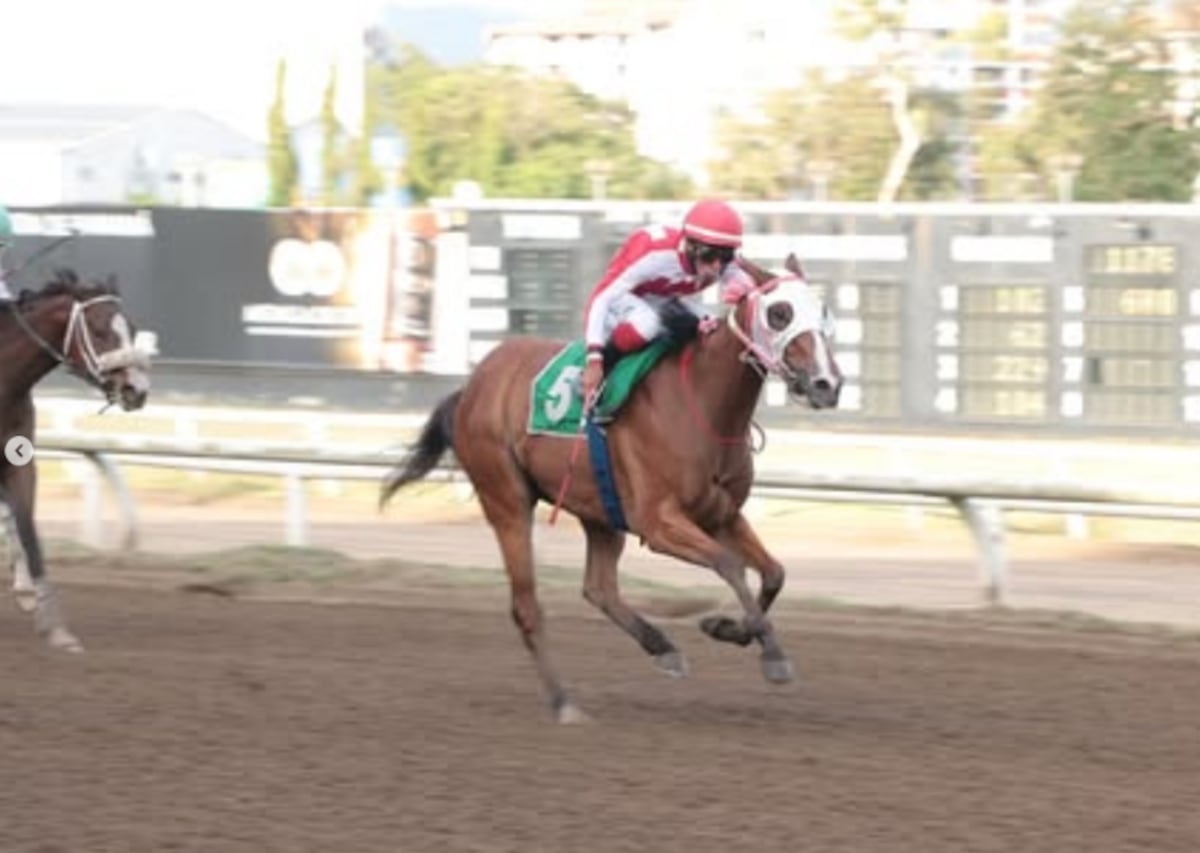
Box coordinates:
[718,260,756,305]
[584,284,619,356]
[667,262,753,332]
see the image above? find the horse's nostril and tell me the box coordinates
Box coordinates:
[813,378,832,394]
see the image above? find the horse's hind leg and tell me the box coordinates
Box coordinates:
[642,508,792,685]
[580,520,687,678]
[0,469,82,652]
[476,474,584,724]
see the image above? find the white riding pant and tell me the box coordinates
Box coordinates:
[599,292,705,343]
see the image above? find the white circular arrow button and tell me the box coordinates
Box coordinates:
[4,436,34,467]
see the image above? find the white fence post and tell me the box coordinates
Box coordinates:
[284,471,308,547]
[952,497,1008,606]
[79,462,104,548]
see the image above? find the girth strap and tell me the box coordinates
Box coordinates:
[585,418,628,531]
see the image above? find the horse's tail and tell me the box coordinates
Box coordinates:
[379,390,462,509]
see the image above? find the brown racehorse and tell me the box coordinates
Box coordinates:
[381,254,841,722]
[1,269,150,651]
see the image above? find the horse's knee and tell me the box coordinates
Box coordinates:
[510,592,542,637]
[581,583,605,610]
[744,613,772,638]
[760,561,785,586]
[510,605,537,633]
[759,564,785,606]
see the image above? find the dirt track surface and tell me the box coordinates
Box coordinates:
[30,489,1200,628]
[2,582,1197,853]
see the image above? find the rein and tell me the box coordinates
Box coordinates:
[679,344,765,451]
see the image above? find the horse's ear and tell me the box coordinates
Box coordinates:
[785,253,805,278]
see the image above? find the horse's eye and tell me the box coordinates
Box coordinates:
[766,302,792,331]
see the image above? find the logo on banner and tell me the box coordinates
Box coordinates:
[242,237,360,339]
[268,238,346,297]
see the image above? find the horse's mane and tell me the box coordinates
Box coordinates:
[16,268,118,306]
[737,254,807,288]
[736,256,775,286]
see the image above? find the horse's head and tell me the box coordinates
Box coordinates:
[18,269,150,411]
[728,254,842,409]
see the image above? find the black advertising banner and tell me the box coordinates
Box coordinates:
[149,207,437,369]
[9,205,439,372]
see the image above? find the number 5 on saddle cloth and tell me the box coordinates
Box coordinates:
[529,297,701,434]
[528,337,673,437]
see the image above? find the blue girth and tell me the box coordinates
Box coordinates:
[585,416,628,531]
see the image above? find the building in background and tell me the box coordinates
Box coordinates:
[482,0,1085,188]
[0,0,376,207]
[0,105,266,207]
[484,0,831,185]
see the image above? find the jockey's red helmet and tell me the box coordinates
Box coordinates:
[681,199,743,248]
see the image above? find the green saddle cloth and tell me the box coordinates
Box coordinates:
[528,339,673,436]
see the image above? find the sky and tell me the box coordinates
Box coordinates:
[1,0,581,141]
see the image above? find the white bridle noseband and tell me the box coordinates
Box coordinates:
[62,295,148,384]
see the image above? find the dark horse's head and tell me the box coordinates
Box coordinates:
[16,269,150,410]
[730,254,842,409]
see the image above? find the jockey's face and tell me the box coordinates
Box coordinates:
[687,239,735,284]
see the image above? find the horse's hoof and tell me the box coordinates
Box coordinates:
[761,655,794,685]
[555,702,591,725]
[653,650,689,678]
[700,615,753,647]
[46,628,84,654]
[12,587,36,613]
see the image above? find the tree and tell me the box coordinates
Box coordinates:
[350,63,385,207]
[320,65,345,206]
[905,90,966,200]
[707,68,961,202]
[266,59,299,208]
[365,39,692,201]
[1014,0,1200,201]
[835,0,925,203]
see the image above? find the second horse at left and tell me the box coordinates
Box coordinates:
[2,269,150,651]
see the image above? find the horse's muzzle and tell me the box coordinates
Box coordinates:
[104,367,150,411]
[809,377,841,410]
[790,374,841,410]
[118,385,148,411]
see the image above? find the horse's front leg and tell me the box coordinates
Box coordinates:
[3,502,36,612]
[1,466,83,652]
[721,512,786,614]
[641,506,792,684]
[698,512,794,681]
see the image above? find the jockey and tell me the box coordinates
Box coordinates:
[580,198,752,411]
[0,204,13,302]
